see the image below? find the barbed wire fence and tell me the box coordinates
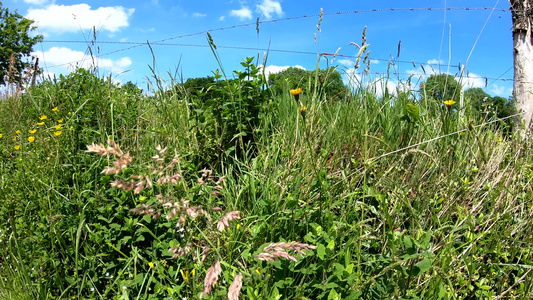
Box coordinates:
[31,5,533,159]
[35,6,516,86]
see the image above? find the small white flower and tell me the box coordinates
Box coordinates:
[90,287,94,292]
[122,286,127,290]
[105,272,109,277]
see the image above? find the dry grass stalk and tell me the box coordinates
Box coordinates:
[201,260,222,298]
[256,241,316,262]
[217,211,240,232]
[168,243,192,259]
[228,273,243,300]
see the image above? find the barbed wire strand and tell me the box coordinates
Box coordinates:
[369,110,527,162]
[40,7,513,69]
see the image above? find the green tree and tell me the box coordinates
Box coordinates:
[420,74,462,103]
[465,87,517,133]
[0,4,42,86]
[270,66,348,99]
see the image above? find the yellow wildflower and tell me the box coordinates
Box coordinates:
[300,105,307,117]
[148,262,154,268]
[14,145,21,150]
[443,99,456,107]
[290,88,302,101]
[54,131,62,136]
[290,88,302,96]
[37,122,45,126]
[39,115,47,120]
[29,129,37,134]
[52,106,58,111]
[192,269,196,277]
[256,266,262,275]
[15,130,21,135]
[180,269,189,282]
[28,136,35,142]
[0,133,3,139]
[58,119,63,123]
[55,124,62,130]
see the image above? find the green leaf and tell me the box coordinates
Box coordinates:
[316,243,326,260]
[412,258,432,276]
[405,103,420,121]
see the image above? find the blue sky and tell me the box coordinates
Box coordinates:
[4,0,514,97]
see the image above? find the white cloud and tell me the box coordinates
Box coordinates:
[23,0,49,5]
[260,65,305,78]
[427,59,444,65]
[337,58,353,67]
[370,59,380,64]
[192,12,207,17]
[256,0,283,19]
[489,84,513,97]
[32,47,132,76]
[230,6,252,20]
[219,16,226,21]
[26,4,134,34]
[460,72,485,89]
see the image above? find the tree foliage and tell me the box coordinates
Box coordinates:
[0,3,43,86]
[269,66,348,99]
[420,74,463,103]
[465,87,517,131]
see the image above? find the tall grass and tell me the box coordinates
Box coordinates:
[0,41,532,299]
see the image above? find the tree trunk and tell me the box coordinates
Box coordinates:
[510,0,533,129]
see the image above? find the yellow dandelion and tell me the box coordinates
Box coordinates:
[15,130,21,135]
[290,88,302,96]
[192,269,196,276]
[148,262,154,268]
[52,106,58,111]
[28,136,35,142]
[236,223,241,230]
[55,124,62,130]
[14,145,21,150]
[54,131,62,136]
[300,105,307,117]
[256,266,262,275]
[58,119,63,123]
[29,129,37,134]
[39,115,47,120]
[290,88,302,101]
[37,122,45,126]
[443,99,456,107]
[180,269,189,283]
[0,133,3,139]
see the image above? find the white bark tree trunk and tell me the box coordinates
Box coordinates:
[510,0,533,129]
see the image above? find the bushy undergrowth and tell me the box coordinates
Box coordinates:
[0,54,532,300]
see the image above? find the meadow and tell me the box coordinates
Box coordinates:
[0,36,532,299]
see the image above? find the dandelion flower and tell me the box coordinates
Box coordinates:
[39,115,47,120]
[14,145,21,150]
[28,136,35,142]
[54,131,62,136]
[255,266,262,275]
[58,119,63,123]
[300,105,307,117]
[15,130,21,135]
[37,122,45,126]
[55,124,62,130]
[290,88,302,101]
[443,99,456,107]
[52,107,58,111]
[29,129,37,134]
[0,133,3,139]
[148,262,154,268]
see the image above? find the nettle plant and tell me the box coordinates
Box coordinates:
[188,36,271,165]
[87,140,315,299]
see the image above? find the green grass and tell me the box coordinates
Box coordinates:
[0,54,532,300]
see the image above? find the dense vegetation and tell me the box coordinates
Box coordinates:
[0,45,531,300]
